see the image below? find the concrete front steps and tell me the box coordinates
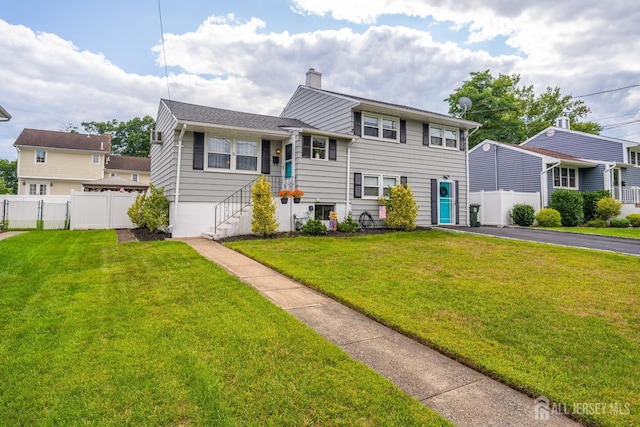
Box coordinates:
[201,207,250,240]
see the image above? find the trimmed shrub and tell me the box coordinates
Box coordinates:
[550,189,583,226]
[300,219,327,235]
[251,175,278,237]
[510,203,535,226]
[595,197,622,222]
[609,218,630,228]
[378,184,419,231]
[586,218,606,228]
[337,216,359,233]
[582,190,610,222]
[127,184,169,233]
[535,208,562,227]
[626,213,640,227]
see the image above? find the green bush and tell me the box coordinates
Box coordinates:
[535,208,562,227]
[626,213,640,227]
[378,184,418,231]
[127,184,169,233]
[337,216,359,233]
[586,218,606,228]
[300,219,327,235]
[550,189,583,226]
[510,203,535,226]
[595,197,622,222]
[582,190,610,222]
[609,218,630,228]
[251,175,278,237]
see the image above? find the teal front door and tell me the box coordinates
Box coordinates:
[439,182,453,224]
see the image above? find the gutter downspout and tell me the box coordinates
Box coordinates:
[603,162,617,199]
[540,160,561,208]
[345,138,356,218]
[169,123,187,233]
[466,126,480,226]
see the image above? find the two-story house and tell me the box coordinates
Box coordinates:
[150,69,480,238]
[13,129,151,195]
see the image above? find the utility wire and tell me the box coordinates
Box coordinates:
[572,84,640,98]
[158,0,171,99]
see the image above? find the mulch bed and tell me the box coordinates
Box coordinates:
[131,227,167,241]
[216,226,431,243]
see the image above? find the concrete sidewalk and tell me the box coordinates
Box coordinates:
[0,231,26,241]
[178,237,580,427]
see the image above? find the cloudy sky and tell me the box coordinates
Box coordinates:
[1,0,639,160]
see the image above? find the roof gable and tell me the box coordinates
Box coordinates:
[13,128,111,152]
[162,99,314,132]
[523,126,639,148]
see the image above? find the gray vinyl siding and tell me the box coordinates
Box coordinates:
[622,167,640,187]
[348,119,467,226]
[525,130,624,162]
[579,165,605,191]
[282,87,359,134]
[295,135,349,202]
[469,144,497,191]
[150,102,178,201]
[469,143,541,193]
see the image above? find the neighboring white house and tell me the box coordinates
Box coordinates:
[151,69,481,238]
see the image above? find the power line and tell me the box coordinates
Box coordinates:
[158,0,171,99]
[572,84,640,98]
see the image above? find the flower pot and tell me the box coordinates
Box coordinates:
[281,197,288,204]
[293,197,301,204]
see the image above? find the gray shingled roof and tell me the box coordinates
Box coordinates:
[105,155,150,172]
[13,128,111,152]
[162,99,314,132]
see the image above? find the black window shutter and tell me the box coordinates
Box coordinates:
[329,139,337,161]
[400,176,408,187]
[193,132,204,170]
[431,178,438,224]
[302,135,311,158]
[261,139,271,174]
[400,120,406,143]
[455,180,460,224]
[354,112,362,137]
[459,129,466,151]
[354,173,362,199]
[422,124,429,146]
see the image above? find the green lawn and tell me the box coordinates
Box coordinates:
[228,230,640,427]
[0,231,450,426]
[543,226,640,239]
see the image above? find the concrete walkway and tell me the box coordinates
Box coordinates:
[178,237,580,427]
[0,231,26,241]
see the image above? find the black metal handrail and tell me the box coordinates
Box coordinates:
[213,175,282,234]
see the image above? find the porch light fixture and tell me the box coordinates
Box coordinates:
[275,148,282,155]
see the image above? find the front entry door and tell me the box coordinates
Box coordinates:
[439,181,454,224]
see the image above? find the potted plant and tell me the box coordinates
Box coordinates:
[278,189,291,204]
[290,189,304,203]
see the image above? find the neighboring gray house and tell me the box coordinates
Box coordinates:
[470,119,640,211]
[150,69,480,238]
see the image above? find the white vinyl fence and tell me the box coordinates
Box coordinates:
[1,196,70,230]
[70,190,136,230]
[470,190,540,226]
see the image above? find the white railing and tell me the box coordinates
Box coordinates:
[615,186,640,204]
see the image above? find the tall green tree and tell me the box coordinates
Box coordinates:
[0,159,17,194]
[81,116,155,157]
[445,70,602,148]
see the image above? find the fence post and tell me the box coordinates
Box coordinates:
[38,200,43,230]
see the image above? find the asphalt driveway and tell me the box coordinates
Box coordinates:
[449,226,640,256]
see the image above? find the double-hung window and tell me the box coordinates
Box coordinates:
[131,173,139,182]
[362,114,399,142]
[363,174,399,198]
[429,126,458,149]
[92,154,100,164]
[553,166,577,189]
[312,136,327,160]
[35,150,46,163]
[630,150,637,165]
[206,137,259,172]
[28,183,47,195]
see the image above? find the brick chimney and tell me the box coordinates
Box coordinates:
[305,68,322,89]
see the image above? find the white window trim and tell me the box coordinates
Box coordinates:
[311,135,328,160]
[429,125,459,150]
[205,135,261,174]
[361,113,400,143]
[92,154,100,164]
[35,150,47,164]
[131,173,138,182]
[553,166,579,189]
[362,173,400,199]
[27,182,49,195]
